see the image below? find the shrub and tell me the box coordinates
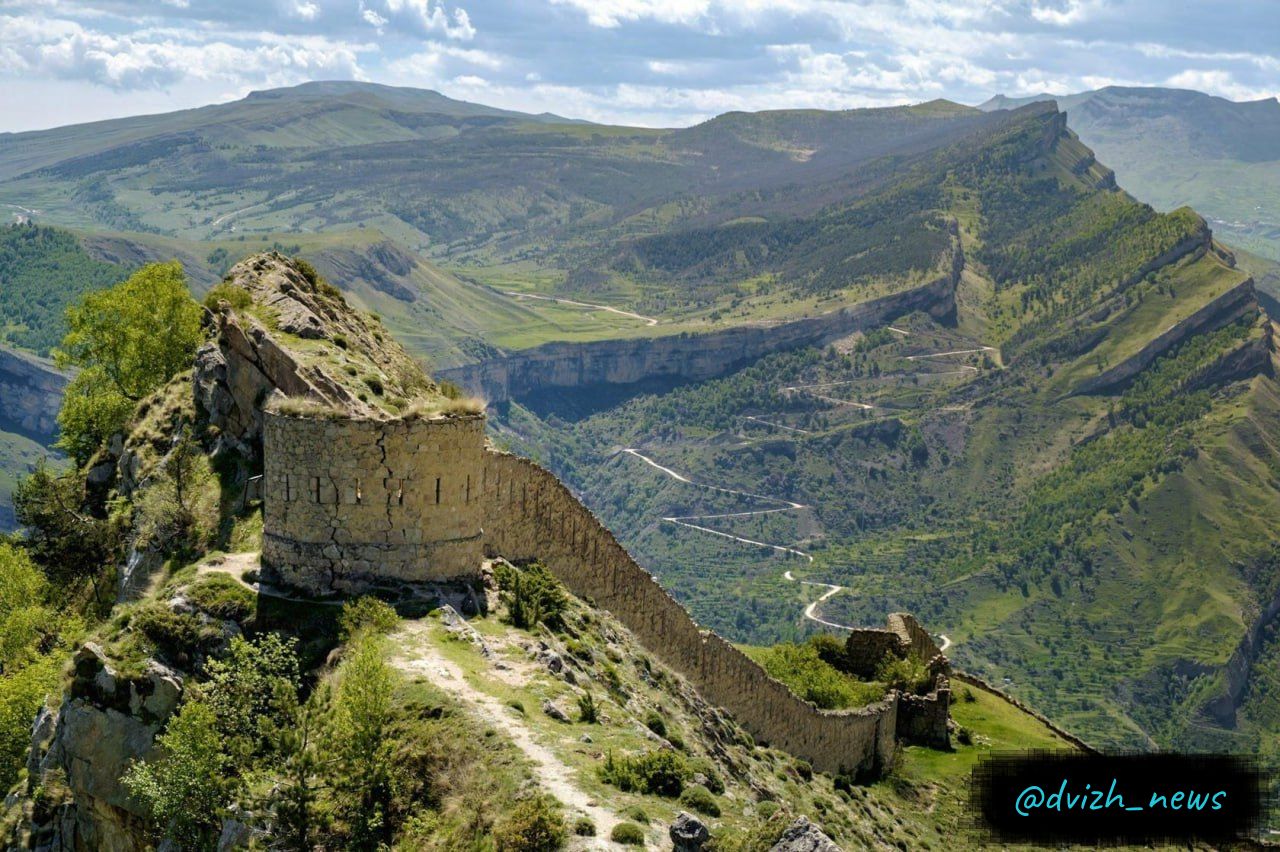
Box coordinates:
[132,604,204,664]
[495,562,568,630]
[794,759,813,781]
[680,784,721,817]
[956,726,973,746]
[610,822,646,845]
[688,758,725,794]
[338,596,399,642]
[875,652,934,696]
[644,711,666,738]
[564,638,593,663]
[573,817,596,836]
[962,686,977,703]
[600,749,689,797]
[492,795,566,852]
[364,375,383,395]
[625,806,649,824]
[202,282,251,312]
[293,258,343,302]
[576,692,598,724]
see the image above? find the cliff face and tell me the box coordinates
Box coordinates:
[1073,276,1259,395]
[0,346,66,438]
[440,273,956,404]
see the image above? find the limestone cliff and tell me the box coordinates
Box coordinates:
[0,346,65,438]
[439,272,957,404]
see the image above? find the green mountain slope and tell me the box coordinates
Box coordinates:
[979,86,1280,261]
[490,103,1280,755]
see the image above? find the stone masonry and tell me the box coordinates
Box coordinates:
[261,412,485,594]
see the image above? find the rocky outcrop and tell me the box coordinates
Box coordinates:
[19,644,182,852]
[0,345,66,437]
[310,240,419,302]
[769,817,843,852]
[439,273,956,404]
[194,252,429,450]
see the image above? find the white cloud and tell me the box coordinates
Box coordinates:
[386,41,502,79]
[293,1,319,20]
[549,0,711,29]
[360,3,388,30]
[0,14,366,89]
[647,60,685,74]
[367,0,475,39]
[1165,69,1277,102]
[1030,0,1104,27]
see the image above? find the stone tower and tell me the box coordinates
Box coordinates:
[260,410,486,594]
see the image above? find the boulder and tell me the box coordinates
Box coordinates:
[769,817,842,852]
[670,811,710,851]
[541,699,571,723]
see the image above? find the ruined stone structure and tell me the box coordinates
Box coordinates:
[258,410,929,774]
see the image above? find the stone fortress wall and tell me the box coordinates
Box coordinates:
[478,450,898,775]
[260,409,956,773]
[261,412,486,594]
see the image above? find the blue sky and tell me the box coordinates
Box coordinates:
[1,0,1277,131]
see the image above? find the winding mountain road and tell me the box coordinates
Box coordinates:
[619,448,868,632]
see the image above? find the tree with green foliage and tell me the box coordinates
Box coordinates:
[123,701,233,851]
[13,460,117,601]
[53,261,204,464]
[268,684,329,851]
[200,634,300,764]
[0,543,65,791]
[326,635,397,849]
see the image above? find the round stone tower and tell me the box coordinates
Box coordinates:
[260,410,486,594]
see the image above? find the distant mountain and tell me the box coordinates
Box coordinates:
[0,80,576,183]
[979,86,1280,260]
[0,82,1004,264]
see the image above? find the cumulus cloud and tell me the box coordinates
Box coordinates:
[1029,0,1104,27]
[386,41,502,80]
[365,0,475,39]
[0,13,366,89]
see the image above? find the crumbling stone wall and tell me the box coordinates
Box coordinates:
[479,450,898,775]
[887,612,944,662]
[842,613,950,747]
[896,676,952,748]
[261,412,485,594]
